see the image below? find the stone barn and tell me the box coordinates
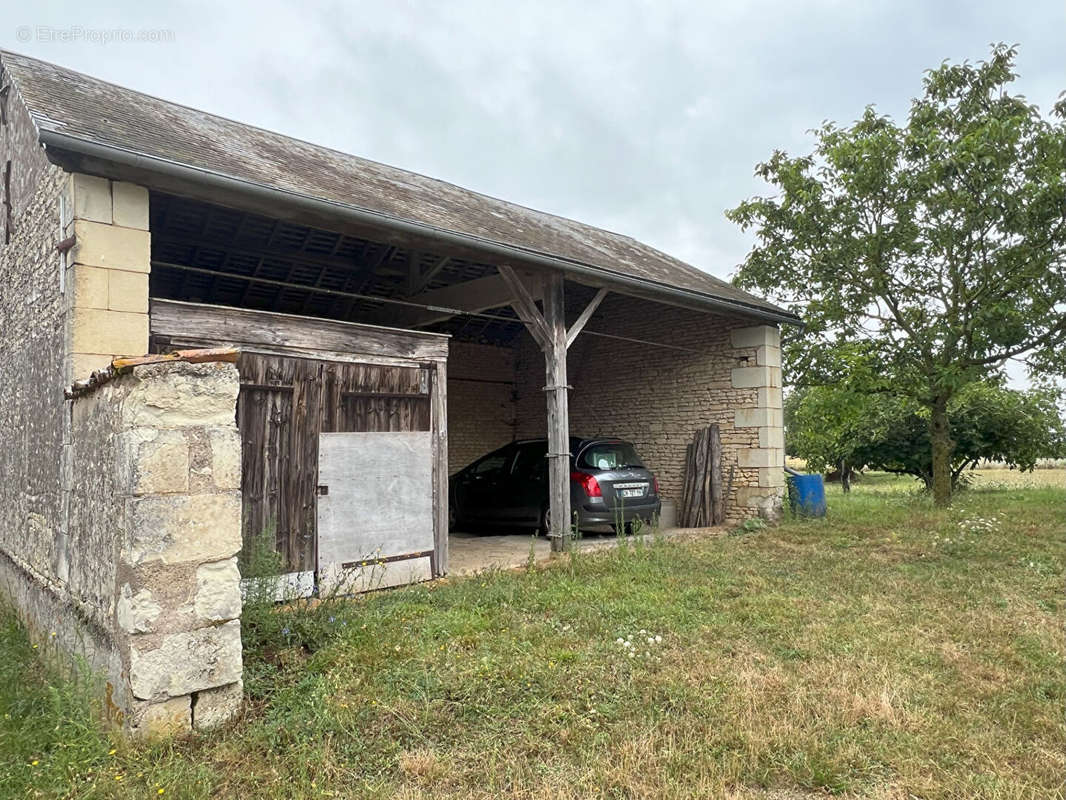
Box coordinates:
[0,51,800,735]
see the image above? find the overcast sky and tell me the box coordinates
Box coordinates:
[4,1,1064,383]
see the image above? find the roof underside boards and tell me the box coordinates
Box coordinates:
[1,50,799,324]
[149,192,531,346]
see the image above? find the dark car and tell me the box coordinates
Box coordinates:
[449,437,661,533]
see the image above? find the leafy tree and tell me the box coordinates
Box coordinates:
[728,45,1066,505]
[783,385,865,491]
[786,383,1066,489]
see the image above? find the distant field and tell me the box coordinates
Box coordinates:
[788,463,1066,493]
[1,471,1063,799]
[969,468,1066,489]
[837,468,1066,494]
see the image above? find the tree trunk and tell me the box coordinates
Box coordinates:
[839,459,851,494]
[929,395,953,507]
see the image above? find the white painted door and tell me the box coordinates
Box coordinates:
[316,431,434,594]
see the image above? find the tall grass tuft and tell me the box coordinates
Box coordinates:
[0,604,113,798]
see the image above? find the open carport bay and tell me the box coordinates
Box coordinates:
[444,292,781,533]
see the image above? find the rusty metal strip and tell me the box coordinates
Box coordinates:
[340,549,435,570]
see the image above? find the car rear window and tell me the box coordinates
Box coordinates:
[577,441,644,471]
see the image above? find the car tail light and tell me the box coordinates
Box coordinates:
[652,475,660,495]
[570,470,602,497]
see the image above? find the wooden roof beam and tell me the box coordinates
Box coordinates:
[498,265,551,351]
[566,287,608,349]
[397,269,544,329]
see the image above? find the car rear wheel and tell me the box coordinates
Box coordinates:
[541,506,581,537]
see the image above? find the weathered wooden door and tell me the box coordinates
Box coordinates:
[236,351,432,595]
[236,355,318,597]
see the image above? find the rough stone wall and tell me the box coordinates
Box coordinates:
[514,294,785,522]
[0,73,152,605]
[1,359,243,737]
[0,70,70,627]
[1,62,54,227]
[447,341,516,472]
[70,360,243,735]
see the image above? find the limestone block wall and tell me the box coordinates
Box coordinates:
[447,341,516,472]
[513,295,786,523]
[729,326,788,520]
[61,173,151,382]
[729,325,786,517]
[64,359,243,736]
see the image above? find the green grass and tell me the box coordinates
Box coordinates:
[1,473,1063,799]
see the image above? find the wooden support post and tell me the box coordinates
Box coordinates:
[406,249,421,295]
[431,360,449,574]
[541,272,572,551]
[499,265,572,551]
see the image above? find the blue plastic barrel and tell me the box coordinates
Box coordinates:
[787,473,827,517]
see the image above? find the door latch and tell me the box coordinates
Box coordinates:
[317,485,329,496]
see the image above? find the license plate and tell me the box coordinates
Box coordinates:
[620,488,645,498]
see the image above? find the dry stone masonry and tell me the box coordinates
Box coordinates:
[446,296,787,523]
[447,341,517,471]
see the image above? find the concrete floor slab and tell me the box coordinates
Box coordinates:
[447,527,724,576]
